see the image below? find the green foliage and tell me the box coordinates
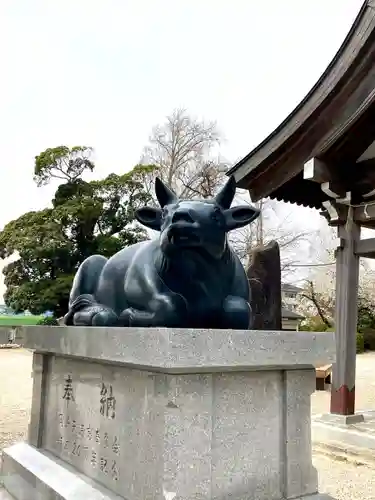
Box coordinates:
[300,316,329,332]
[37,316,59,326]
[0,315,42,326]
[0,148,153,318]
[34,146,95,186]
[357,331,365,353]
[358,328,375,351]
[354,295,375,351]
[302,294,375,353]
[357,296,375,331]
[303,319,365,353]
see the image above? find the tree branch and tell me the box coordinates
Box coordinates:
[301,280,333,327]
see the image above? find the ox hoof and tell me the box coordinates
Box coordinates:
[73,305,118,327]
[118,308,137,327]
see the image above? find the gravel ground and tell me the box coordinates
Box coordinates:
[1,348,375,498]
[314,455,375,499]
[0,349,32,452]
[311,351,375,416]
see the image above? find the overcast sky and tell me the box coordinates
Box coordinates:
[0,0,365,301]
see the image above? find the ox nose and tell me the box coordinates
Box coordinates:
[171,211,194,224]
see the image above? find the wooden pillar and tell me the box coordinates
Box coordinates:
[330,214,360,415]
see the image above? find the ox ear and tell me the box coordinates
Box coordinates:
[224,205,260,232]
[135,206,162,231]
[155,177,178,208]
[215,176,236,209]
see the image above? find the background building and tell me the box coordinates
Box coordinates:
[281,283,304,330]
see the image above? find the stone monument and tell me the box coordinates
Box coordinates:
[0,178,335,499]
[247,240,282,330]
[1,326,335,500]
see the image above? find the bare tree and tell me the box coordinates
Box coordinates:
[140,108,227,200]
[140,109,314,275]
[298,228,375,326]
[300,279,334,327]
[230,192,312,277]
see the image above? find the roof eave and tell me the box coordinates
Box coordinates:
[228,0,371,185]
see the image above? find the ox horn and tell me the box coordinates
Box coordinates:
[155,177,178,207]
[215,176,236,209]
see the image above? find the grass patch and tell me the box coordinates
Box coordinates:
[0,315,43,326]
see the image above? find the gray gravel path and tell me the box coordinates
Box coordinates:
[0,349,32,451]
[311,351,375,416]
[314,455,375,499]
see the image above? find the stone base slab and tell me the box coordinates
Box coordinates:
[296,496,334,500]
[1,443,122,500]
[0,488,336,500]
[1,442,335,500]
[313,440,375,468]
[0,488,15,499]
[317,412,365,425]
[313,410,375,453]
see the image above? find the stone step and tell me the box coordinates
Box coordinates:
[1,443,122,500]
[0,487,15,499]
[313,441,375,468]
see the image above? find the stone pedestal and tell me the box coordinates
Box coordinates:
[1,327,335,500]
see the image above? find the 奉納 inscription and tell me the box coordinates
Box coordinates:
[100,383,116,419]
[62,374,75,402]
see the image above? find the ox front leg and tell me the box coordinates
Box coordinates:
[222,295,252,330]
[118,293,187,328]
[65,294,119,327]
[63,255,118,327]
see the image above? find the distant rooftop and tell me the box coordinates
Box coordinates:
[281,307,304,320]
[281,283,303,293]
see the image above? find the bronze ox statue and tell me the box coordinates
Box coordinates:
[64,176,260,329]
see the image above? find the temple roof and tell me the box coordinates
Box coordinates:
[229,1,375,211]
[281,307,304,320]
[281,283,303,294]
